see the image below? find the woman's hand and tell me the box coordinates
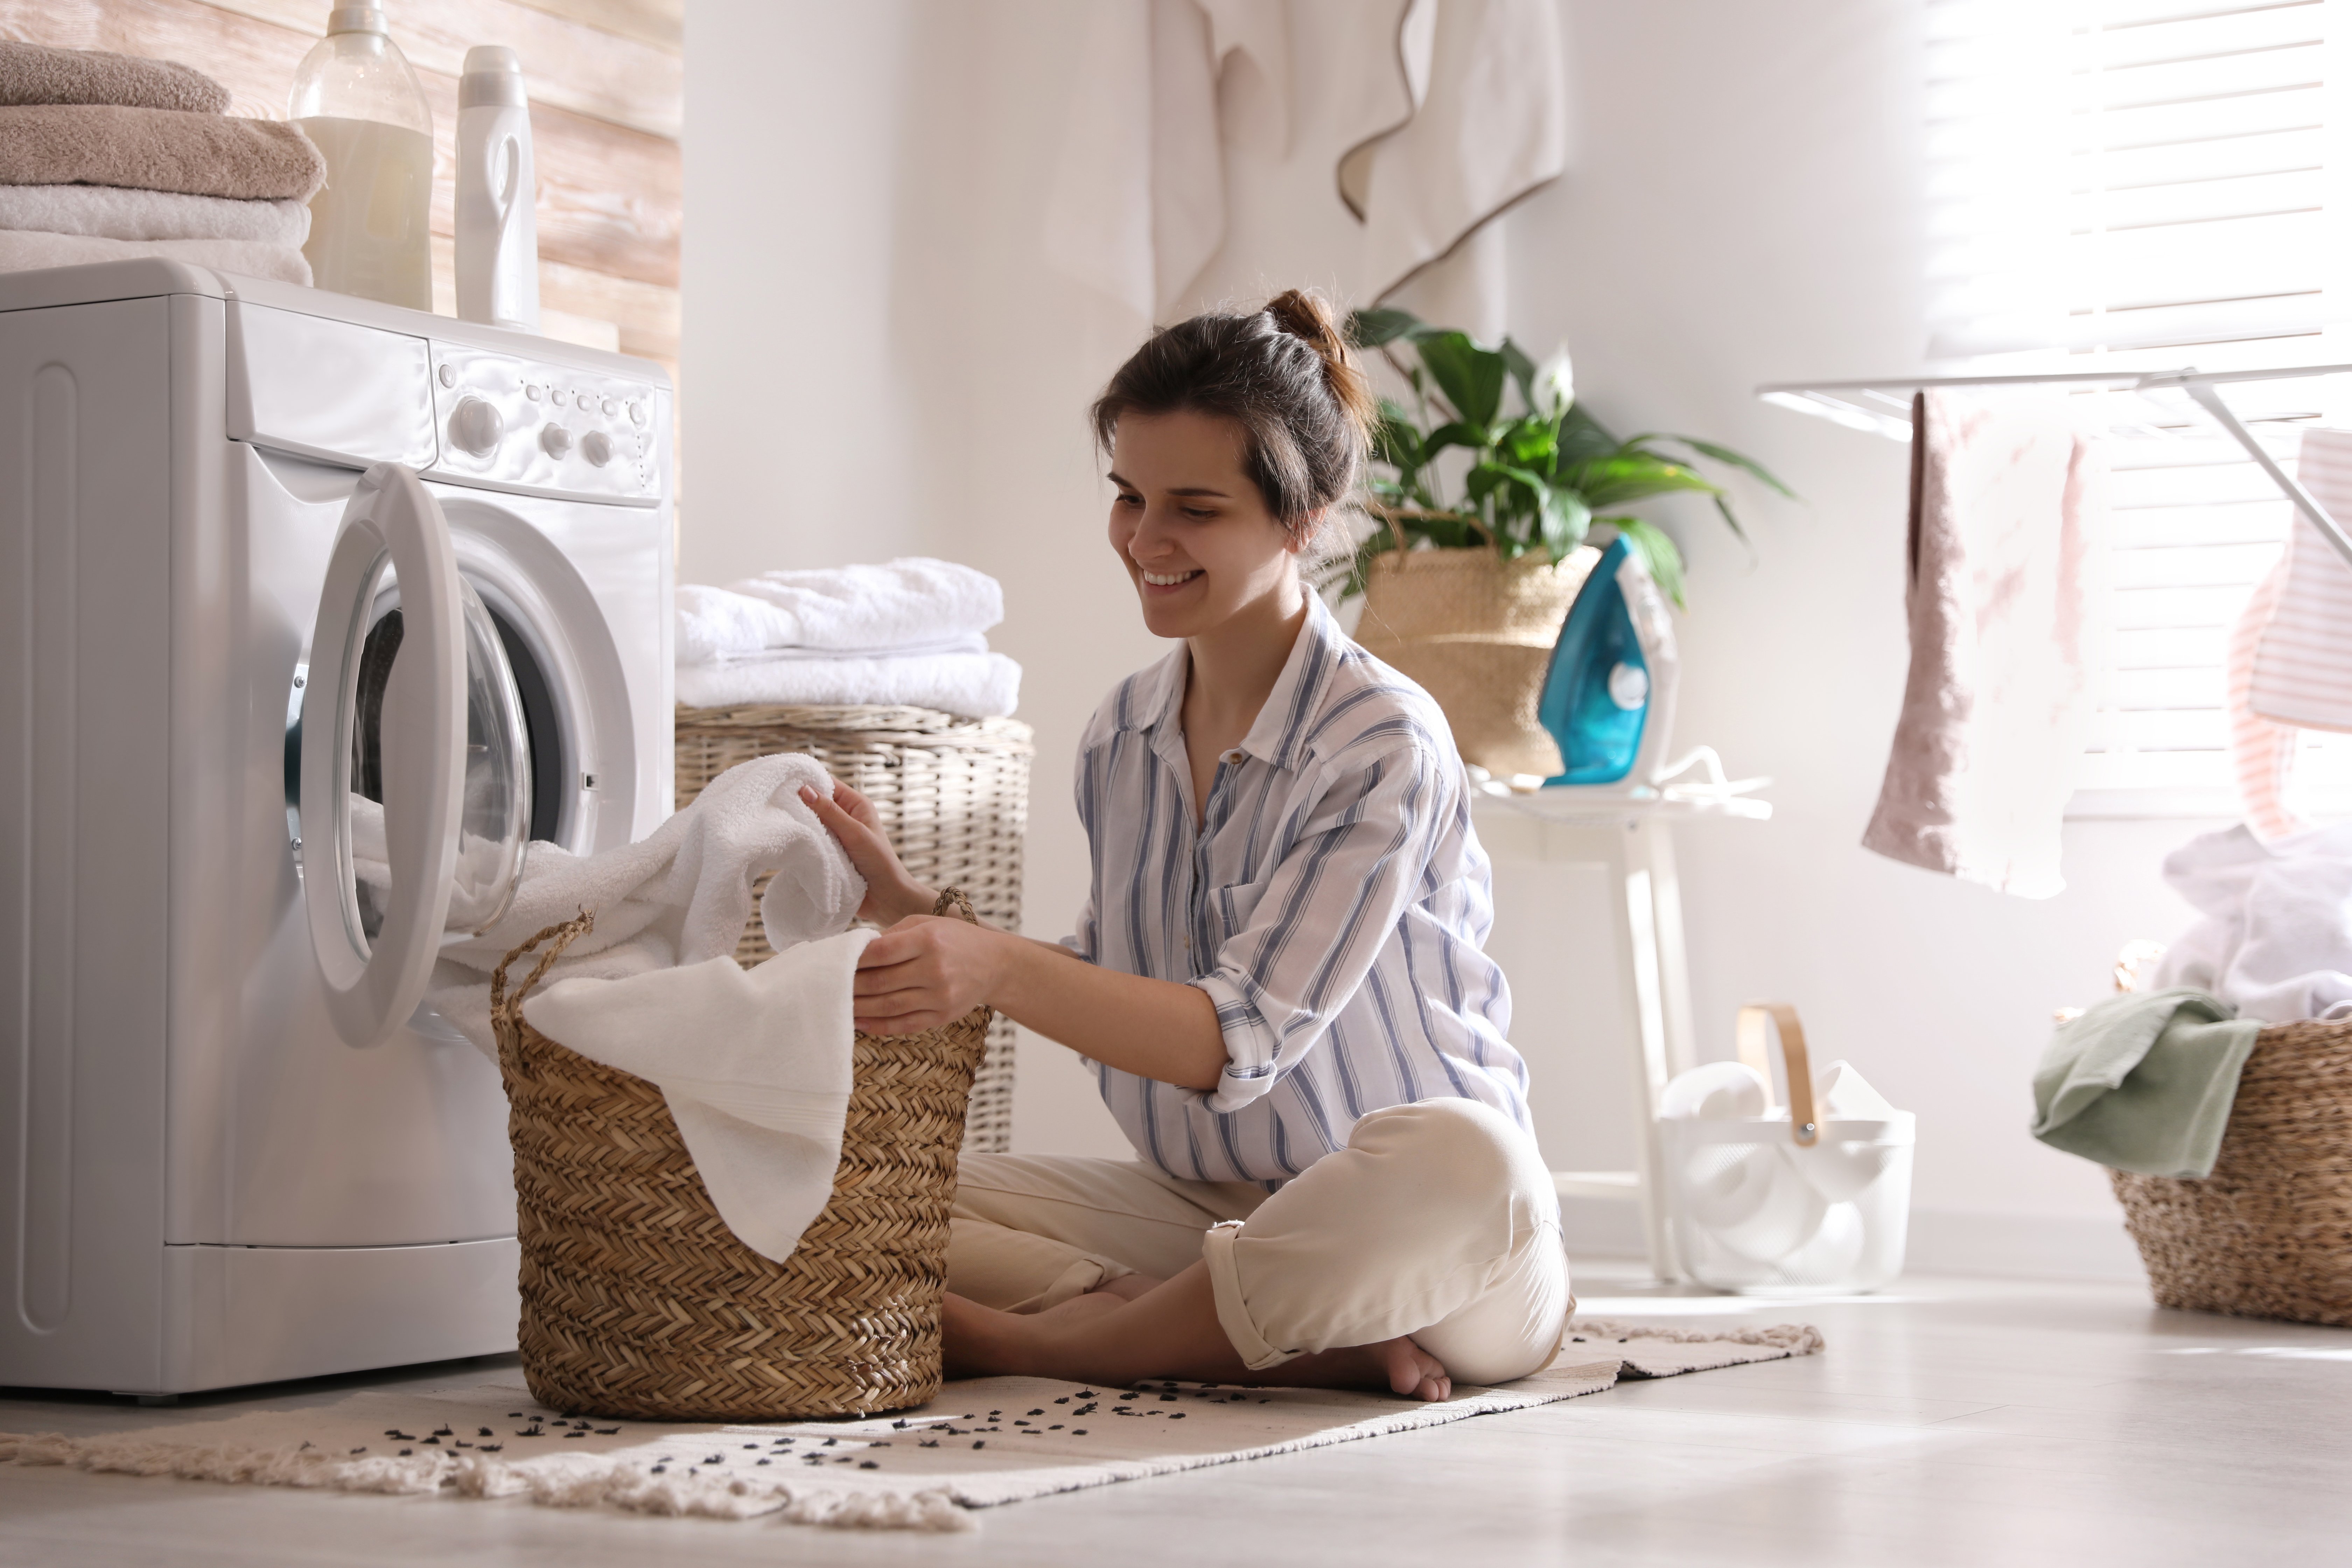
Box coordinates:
[853,914,1008,1036]
[799,779,936,927]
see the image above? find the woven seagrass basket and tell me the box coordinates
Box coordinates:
[490,902,991,1421]
[2109,1017,2352,1327]
[677,703,1031,1154]
[1352,546,1599,779]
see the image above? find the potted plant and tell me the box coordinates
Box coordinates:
[1337,307,1791,778]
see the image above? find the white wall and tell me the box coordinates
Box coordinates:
[683,0,2214,1274]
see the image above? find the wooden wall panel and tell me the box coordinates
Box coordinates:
[198,0,681,138]
[0,0,681,388]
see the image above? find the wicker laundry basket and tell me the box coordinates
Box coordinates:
[491,904,990,1421]
[676,702,1032,1155]
[2109,1017,2352,1327]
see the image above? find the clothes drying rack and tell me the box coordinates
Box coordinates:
[1755,364,2352,573]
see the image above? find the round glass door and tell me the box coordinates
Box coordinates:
[299,463,532,1048]
[346,573,532,945]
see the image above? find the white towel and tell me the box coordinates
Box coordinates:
[420,754,866,1055]
[676,559,1004,662]
[522,930,877,1264]
[2150,820,2352,1024]
[1861,390,2110,898]
[674,651,1022,719]
[0,226,310,285]
[1340,0,1568,300]
[2248,427,2352,734]
[0,183,309,245]
[1040,0,1290,322]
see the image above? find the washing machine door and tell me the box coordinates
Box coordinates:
[298,463,532,1047]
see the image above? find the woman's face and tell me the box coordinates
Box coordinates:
[1107,409,1304,641]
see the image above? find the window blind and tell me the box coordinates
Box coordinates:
[1926,0,2352,813]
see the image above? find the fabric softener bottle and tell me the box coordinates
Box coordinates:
[289,0,434,310]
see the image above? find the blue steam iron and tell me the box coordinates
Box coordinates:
[1538,535,1680,789]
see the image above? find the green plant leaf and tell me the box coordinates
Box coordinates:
[1349,307,1426,348]
[1374,397,1425,471]
[1575,452,1723,510]
[1636,434,1798,499]
[1414,332,1509,429]
[1422,420,1492,460]
[1540,487,1593,561]
[1605,516,1687,609]
[1498,414,1558,471]
[1552,404,1621,472]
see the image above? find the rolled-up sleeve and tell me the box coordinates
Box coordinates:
[1190,743,1444,1113]
[1060,890,1098,963]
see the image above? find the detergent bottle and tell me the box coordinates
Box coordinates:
[288,0,434,310]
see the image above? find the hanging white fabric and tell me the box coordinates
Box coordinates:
[1040,0,1565,326]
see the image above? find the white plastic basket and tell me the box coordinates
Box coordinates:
[1659,1003,1916,1294]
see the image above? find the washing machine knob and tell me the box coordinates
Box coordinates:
[449,396,504,456]
[539,423,572,458]
[581,430,614,468]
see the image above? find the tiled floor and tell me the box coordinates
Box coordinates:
[4,1262,2348,1566]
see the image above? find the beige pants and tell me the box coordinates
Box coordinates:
[947,1098,1573,1387]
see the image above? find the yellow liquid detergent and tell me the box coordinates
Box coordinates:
[298,116,434,311]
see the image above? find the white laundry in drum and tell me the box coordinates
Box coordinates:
[1658,1009,1915,1294]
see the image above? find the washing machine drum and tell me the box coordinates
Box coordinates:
[298,463,533,1048]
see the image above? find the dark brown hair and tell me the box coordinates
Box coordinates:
[1090,289,1377,544]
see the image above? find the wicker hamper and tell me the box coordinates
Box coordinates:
[676,702,1034,1154]
[2109,1017,2352,1327]
[491,905,992,1421]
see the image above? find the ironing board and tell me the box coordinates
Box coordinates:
[1474,787,1771,1284]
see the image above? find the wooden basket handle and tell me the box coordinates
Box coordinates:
[1736,1001,1820,1148]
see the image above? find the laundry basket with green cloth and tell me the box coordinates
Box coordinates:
[2037,985,2352,1326]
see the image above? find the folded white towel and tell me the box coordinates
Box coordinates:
[676,559,1004,662]
[674,650,1022,718]
[522,930,877,1264]
[0,183,309,245]
[420,753,866,1054]
[713,632,988,663]
[0,226,310,285]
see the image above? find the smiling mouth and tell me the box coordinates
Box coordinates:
[1139,568,1201,587]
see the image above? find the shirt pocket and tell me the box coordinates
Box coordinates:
[1204,873,1280,954]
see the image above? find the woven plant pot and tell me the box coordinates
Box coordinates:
[2109,1017,2352,1326]
[1352,546,1600,777]
[491,908,990,1421]
[676,703,1031,1154]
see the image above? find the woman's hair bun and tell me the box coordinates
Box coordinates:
[1263,289,1376,438]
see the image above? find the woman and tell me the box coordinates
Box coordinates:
[803,290,1568,1403]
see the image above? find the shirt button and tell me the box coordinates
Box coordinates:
[1224,750,1243,764]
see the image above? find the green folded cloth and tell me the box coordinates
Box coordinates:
[2031,989,2260,1179]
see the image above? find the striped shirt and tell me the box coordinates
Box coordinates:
[1063,592,1528,1184]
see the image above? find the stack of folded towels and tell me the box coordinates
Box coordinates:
[0,41,324,285]
[676,557,1022,718]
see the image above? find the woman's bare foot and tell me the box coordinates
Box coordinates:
[938,1264,1454,1401]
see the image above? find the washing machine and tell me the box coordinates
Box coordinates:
[0,260,673,1396]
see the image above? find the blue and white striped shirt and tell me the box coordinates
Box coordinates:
[1063,592,1528,1184]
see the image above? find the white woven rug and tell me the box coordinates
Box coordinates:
[0,1320,1819,1533]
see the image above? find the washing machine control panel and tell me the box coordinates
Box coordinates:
[427,342,661,503]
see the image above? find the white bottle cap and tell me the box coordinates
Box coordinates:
[459,45,528,109]
[325,0,387,36]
